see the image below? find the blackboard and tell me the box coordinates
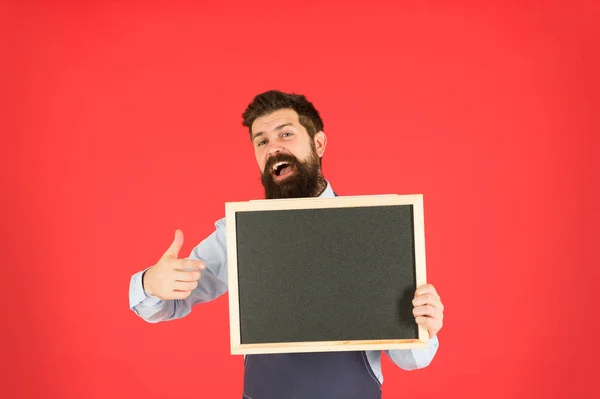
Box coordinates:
[225,194,428,355]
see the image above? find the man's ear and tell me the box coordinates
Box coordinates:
[313,131,327,158]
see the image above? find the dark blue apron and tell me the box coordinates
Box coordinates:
[241,191,382,399]
[242,351,381,399]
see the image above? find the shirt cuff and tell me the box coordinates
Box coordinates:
[129,267,163,309]
[412,334,440,368]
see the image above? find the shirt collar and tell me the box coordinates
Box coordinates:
[318,180,335,198]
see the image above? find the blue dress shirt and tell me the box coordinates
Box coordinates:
[129,181,439,383]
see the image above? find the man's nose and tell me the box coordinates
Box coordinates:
[267,143,284,157]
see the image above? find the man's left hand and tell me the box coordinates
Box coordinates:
[412,283,444,338]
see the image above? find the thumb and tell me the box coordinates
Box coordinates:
[163,229,184,259]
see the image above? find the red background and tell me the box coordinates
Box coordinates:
[2,1,599,398]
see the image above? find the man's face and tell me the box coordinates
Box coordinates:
[251,109,327,199]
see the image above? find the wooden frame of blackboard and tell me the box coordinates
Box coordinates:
[225,194,428,355]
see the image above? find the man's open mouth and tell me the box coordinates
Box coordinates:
[271,161,296,181]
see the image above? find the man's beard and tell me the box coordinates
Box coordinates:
[261,148,325,199]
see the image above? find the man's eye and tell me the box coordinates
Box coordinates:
[282,133,292,137]
[257,140,266,146]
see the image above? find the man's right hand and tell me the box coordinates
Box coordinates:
[143,229,205,300]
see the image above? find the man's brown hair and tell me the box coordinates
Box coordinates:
[242,90,324,138]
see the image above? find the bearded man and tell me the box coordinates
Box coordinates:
[129,90,445,399]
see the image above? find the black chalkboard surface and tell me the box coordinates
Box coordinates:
[225,194,428,355]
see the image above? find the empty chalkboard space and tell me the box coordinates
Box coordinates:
[226,194,428,355]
